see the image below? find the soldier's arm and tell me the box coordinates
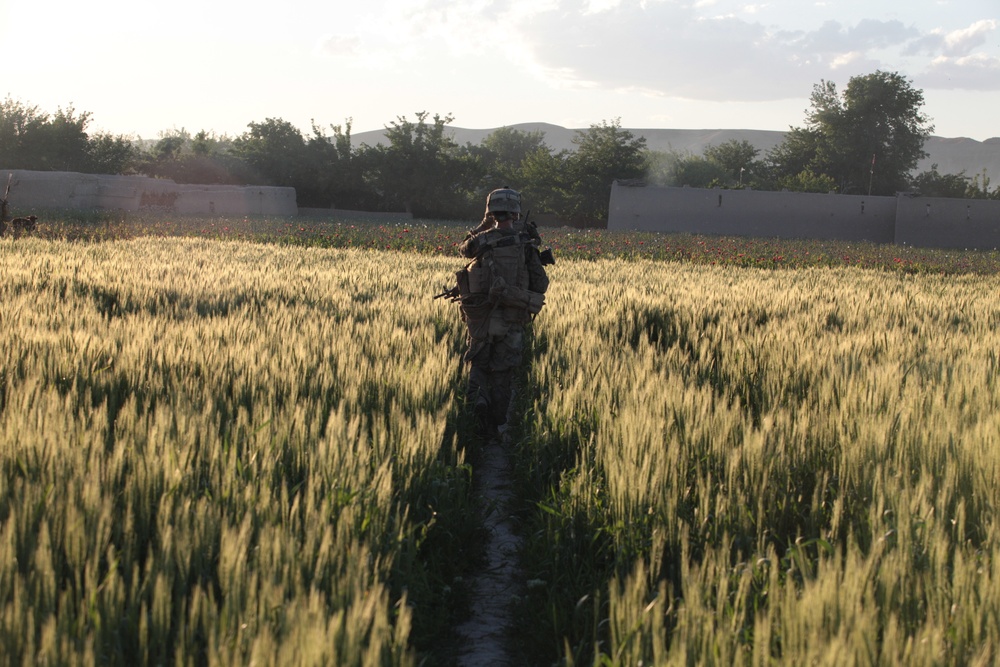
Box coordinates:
[526,246,549,294]
[459,233,481,258]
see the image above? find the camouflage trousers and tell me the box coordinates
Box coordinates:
[464,325,525,428]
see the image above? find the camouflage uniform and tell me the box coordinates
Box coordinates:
[458,220,549,430]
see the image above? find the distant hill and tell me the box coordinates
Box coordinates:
[352,123,1000,181]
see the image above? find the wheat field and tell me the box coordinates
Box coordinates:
[518,258,1000,665]
[3,232,1000,665]
[0,236,477,665]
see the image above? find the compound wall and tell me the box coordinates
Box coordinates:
[895,196,1000,250]
[1,169,298,217]
[609,182,1000,250]
[608,183,896,243]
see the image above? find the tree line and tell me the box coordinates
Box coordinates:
[2,71,995,226]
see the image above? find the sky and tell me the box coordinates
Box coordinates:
[3,0,998,142]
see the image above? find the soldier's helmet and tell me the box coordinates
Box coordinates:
[486,187,521,216]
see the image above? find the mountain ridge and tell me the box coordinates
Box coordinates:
[351,123,1000,180]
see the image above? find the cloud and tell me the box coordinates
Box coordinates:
[495,1,1000,101]
[326,1,1000,100]
[830,51,864,69]
[797,19,917,53]
[903,20,1000,91]
[584,0,625,13]
[506,2,929,101]
[327,0,492,67]
[917,53,1000,90]
[943,19,998,56]
[905,19,997,57]
[320,34,363,57]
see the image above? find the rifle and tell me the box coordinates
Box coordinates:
[521,210,556,266]
[433,285,461,302]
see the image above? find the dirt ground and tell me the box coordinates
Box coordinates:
[453,429,524,666]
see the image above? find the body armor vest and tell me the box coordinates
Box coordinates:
[469,231,529,293]
[459,229,537,338]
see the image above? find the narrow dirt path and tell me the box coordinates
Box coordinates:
[453,429,523,666]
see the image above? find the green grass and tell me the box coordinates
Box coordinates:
[515,259,1000,665]
[4,215,1000,665]
[1,236,476,665]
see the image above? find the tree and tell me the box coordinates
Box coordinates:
[768,71,933,195]
[910,165,1000,200]
[519,147,572,217]
[363,112,477,217]
[86,133,140,174]
[670,154,729,188]
[651,140,765,189]
[763,127,824,189]
[704,139,761,186]
[29,106,92,171]
[137,128,244,184]
[644,150,681,187]
[0,98,93,172]
[191,130,218,157]
[968,170,1000,200]
[232,118,308,187]
[0,97,45,167]
[910,165,973,198]
[476,126,549,187]
[565,118,647,224]
[777,169,838,193]
[153,133,186,161]
[0,97,140,175]
[839,71,932,194]
[301,119,378,209]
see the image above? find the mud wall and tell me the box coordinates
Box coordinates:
[894,195,1000,250]
[1,169,297,217]
[608,183,895,243]
[608,183,1000,249]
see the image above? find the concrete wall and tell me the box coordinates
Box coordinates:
[609,182,1000,250]
[174,184,298,216]
[895,195,1000,250]
[608,183,896,243]
[1,169,298,217]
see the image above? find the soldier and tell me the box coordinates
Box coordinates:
[457,187,550,436]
